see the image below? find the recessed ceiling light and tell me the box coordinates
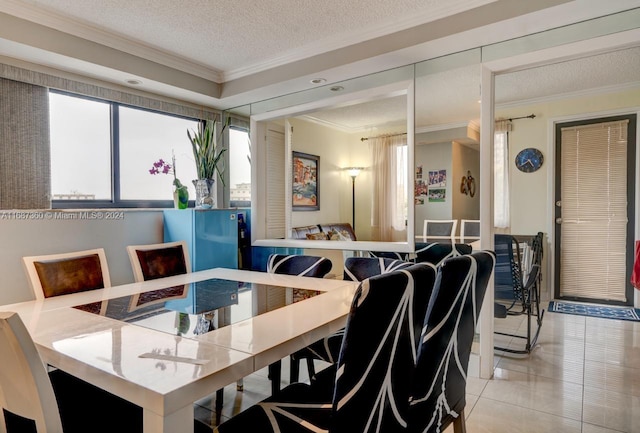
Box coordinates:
[126,79,142,85]
[310,78,326,84]
[330,86,344,92]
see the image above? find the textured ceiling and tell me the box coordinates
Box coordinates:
[13,0,496,77]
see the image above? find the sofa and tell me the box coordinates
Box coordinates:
[290,223,357,241]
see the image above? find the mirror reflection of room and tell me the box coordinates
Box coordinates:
[414,49,481,244]
[287,93,408,243]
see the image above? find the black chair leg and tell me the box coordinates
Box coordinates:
[306,358,316,380]
[268,360,282,396]
[289,356,300,383]
[215,388,224,411]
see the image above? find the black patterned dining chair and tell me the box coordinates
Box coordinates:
[217,263,438,433]
[267,254,333,277]
[265,254,333,393]
[290,257,430,384]
[414,242,472,268]
[408,251,495,433]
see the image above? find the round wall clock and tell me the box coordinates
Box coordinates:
[515,147,544,173]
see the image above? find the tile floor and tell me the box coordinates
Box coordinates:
[197,302,640,432]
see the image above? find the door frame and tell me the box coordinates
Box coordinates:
[553,114,637,305]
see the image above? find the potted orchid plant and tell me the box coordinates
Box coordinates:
[149,154,189,209]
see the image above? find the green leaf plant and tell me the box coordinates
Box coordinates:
[188,118,229,186]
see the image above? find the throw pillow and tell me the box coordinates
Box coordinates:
[306,232,328,240]
[328,229,352,241]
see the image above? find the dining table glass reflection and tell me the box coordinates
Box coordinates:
[74,278,322,339]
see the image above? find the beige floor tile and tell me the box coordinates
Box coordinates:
[497,349,584,384]
[582,423,627,433]
[466,374,489,396]
[583,386,640,432]
[585,323,640,346]
[584,360,640,397]
[586,316,640,332]
[585,341,640,370]
[533,315,586,341]
[482,368,583,420]
[527,335,585,361]
[465,397,582,433]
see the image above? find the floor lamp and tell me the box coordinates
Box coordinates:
[346,167,363,232]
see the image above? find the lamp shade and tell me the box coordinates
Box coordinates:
[346,167,363,178]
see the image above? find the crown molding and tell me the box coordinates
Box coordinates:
[0,0,223,82]
[415,121,471,134]
[299,114,406,135]
[496,81,640,110]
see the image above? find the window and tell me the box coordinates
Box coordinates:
[228,127,251,207]
[49,93,111,200]
[118,106,198,200]
[49,91,199,207]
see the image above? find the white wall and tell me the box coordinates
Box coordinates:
[0,210,164,305]
[415,142,454,231]
[452,141,480,222]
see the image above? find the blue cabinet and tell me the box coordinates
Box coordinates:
[163,209,250,271]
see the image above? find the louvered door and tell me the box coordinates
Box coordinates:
[555,115,636,304]
[265,124,286,239]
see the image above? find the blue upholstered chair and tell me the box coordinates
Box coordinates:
[217,263,438,433]
[408,251,495,433]
[493,232,545,354]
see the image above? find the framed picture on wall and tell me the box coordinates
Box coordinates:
[292,151,320,211]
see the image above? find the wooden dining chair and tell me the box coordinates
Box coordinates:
[408,251,495,433]
[126,240,190,282]
[0,310,212,433]
[216,263,438,433]
[22,248,111,300]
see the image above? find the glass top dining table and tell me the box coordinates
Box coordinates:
[0,268,358,433]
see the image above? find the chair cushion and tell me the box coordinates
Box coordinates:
[135,245,187,281]
[34,254,104,298]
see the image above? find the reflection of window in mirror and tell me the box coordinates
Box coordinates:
[229,128,251,208]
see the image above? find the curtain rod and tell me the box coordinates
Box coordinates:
[504,114,536,121]
[360,132,407,142]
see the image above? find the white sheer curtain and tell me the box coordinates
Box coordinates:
[494,119,511,228]
[370,135,407,241]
